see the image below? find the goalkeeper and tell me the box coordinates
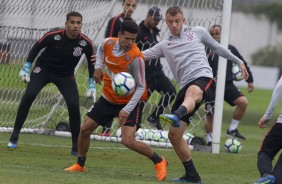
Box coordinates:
[7,11,96,156]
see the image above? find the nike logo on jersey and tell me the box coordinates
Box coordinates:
[167,42,173,46]
[105,56,118,65]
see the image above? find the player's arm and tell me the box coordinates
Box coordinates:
[229,45,254,83]
[122,56,146,115]
[142,41,164,61]
[262,76,282,122]
[85,39,96,101]
[20,34,49,82]
[200,27,249,80]
[105,17,120,38]
[94,39,107,84]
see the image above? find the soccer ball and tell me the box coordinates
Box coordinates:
[232,63,244,81]
[183,132,194,145]
[111,72,136,96]
[153,130,169,142]
[115,128,122,138]
[224,138,242,153]
[135,128,145,140]
[144,129,154,141]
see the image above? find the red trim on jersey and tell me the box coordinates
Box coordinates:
[80,34,93,44]
[38,29,64,43]
[80,34,94,54]
[259,125,274,151]
[109,14,123,37]
[204,79,213,92]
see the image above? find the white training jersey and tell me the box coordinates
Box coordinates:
[263,76,282,123]
[142,25,244,89]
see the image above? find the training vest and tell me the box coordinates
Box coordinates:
[103,38,148,104]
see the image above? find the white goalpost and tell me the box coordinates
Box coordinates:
[0,0,229,150]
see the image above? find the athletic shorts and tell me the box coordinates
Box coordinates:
[171,77,216,124]
[259,123,282,159]
[87,96,144,129]
[205,81,244,114]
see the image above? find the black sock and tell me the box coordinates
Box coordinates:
[10,129,20,142]
[77,157,86,167]
[150,152,162,164]
[183,160,201,180]
[72,141,78,152]
[257,152,273,177]
[174,106,187,119]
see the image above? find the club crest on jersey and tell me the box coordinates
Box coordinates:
[186,32,195,42]
[107,40,114,46]
[79,40,87,46]
[124,54,131,62]
[33,67,41,73]
[54,35,61,40]
[73,47,82,57]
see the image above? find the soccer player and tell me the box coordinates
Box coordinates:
[105,0,137,38]
[205,24,254,145]
[101,0,137,136]
[136,6,176,130]
[64,20,168,181]
[254,77,282,184]
[7,11,96,156]
[142,6,249,183]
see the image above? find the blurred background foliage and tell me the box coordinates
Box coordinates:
[232,1,282,67]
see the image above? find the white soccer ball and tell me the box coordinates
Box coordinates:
[144,129,154,141]
[232,63,244,81]
[224,138,242,153]
[153,130,169,143]
[116,128,122,137]
[111,72,136,96]
[135,128,145,140]
[183,132,194,145]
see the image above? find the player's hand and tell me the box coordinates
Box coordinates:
[85,78,96,102]
[94,69,103,84]
[19,61,32,83]
[239,63,249,80]
[247,83,254,93]
[118,110,129,126]
[258,117,269,128]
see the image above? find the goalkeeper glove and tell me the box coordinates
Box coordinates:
[19,61,32,83]
[85,78,96,102]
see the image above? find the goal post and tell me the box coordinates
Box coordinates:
[0,0,230,150]
[212,0,233,154]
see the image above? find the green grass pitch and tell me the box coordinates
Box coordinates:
[0,87,281,184]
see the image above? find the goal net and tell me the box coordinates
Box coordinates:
[0,0,224,148]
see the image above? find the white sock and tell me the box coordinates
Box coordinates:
[229,119,240,131]
[206,133,212,142]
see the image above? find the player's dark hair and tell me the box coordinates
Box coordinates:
[120,20,139,34]
[210,24,221,32]
[66,11,83,21]
[166,6,183,16]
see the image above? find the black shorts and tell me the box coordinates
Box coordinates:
[171,77,216,124]
[259,123,282,159]
[205,81,244,114]
[87,96,144,129]
[224,81,244,106]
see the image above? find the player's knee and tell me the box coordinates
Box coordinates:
[235,96,248,108]
[168,131,181,144]
[80,118,95,136]
[121,137,134,148]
